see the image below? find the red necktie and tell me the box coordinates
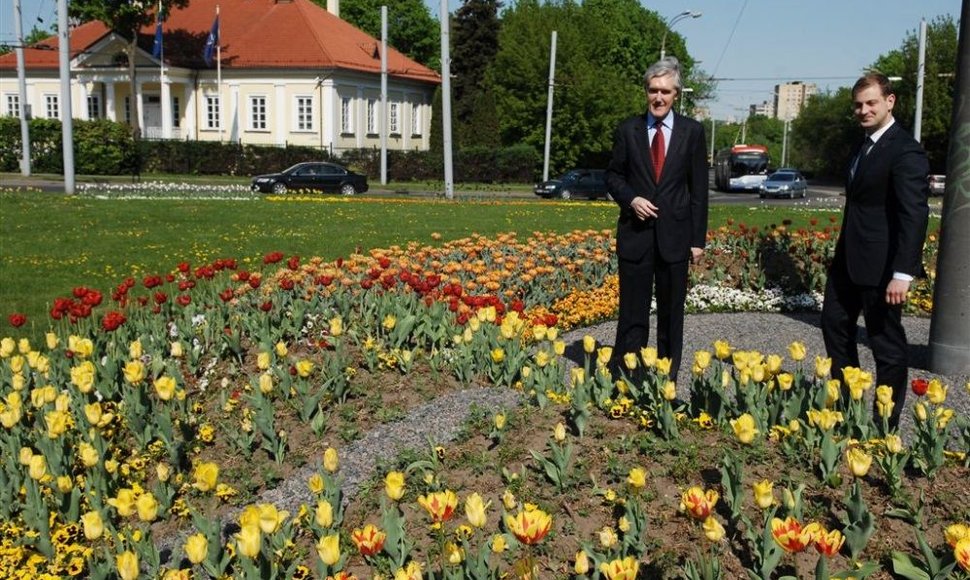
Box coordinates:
[651,121,666,179]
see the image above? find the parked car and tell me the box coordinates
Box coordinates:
[534,169,610,200]
[251,162,369,195]
[759,170,808,199]
[928,174,946,196]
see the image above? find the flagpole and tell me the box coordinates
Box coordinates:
[216,4,222,143]
[159,1,172,139]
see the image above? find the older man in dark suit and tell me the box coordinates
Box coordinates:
[605,56,709,382]
[822,73,930,429]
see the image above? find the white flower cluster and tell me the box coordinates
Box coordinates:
[75,181,256,200]
[685,284,822,313]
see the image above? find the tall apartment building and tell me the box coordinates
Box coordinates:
[774,81,817,120]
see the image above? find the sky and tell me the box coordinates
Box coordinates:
[1,0,961,120]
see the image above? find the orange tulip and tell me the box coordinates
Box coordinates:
[680,486,719,521]
[771,517,820,553]
[955,537,970,572]
[814,527,845,557]
[504,506,552,545]
[417,490,458,523]
[351,524,386,557]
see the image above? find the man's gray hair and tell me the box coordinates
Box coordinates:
[643,56,683,93]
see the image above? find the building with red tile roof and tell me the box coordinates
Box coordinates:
[0,0,440,151]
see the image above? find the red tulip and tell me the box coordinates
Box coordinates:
[8,313,26,327]
[176,294,191,307]
[101,311,126,331]
[911,378,929,396]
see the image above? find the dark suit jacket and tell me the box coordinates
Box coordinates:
[837,122,929,286]
[605,112,709,262]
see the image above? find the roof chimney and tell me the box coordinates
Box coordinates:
[327,0,340,17]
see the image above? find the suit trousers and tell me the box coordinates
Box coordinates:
[821,263,909,427]
[614,241,689,382]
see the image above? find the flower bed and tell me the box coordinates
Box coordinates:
[1,228,963,580]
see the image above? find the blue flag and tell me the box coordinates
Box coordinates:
[151,17,163,59]
[203,15,219,66]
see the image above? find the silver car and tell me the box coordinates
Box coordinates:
[759,170,808,199]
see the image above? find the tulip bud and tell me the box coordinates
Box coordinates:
[582,335,596,354]
[575,550,590,575]
[184,533,208,564]
[81,510,104,540]
[323,447,339,473]
[553,422,566,442]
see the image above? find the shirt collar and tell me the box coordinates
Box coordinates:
[647,112,674,130]
[867,116,895,144]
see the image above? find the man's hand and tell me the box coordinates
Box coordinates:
[630,197,659,220]
[886,278,911,305]
[690,247,704,264]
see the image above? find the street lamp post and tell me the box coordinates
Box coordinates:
[660,11,701,60]
[680,87,694,115]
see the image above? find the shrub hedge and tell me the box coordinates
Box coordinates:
[0,117,540,182]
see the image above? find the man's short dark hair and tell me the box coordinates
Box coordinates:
[852,73,894,98]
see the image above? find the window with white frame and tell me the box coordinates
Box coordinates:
[366,99,376,134]
[44,94,60,119]
[411,102,421,135]
[5,94,19,117]
[124,96,130,124]
[87,94,101,119]
[295,96,313,131]
[248,95,267,130]
[389,102,399,134]
[205,95,221,130]
[172,97,181,128]
[340,97,352,134]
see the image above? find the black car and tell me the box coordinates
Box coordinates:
[251,162,369,195]
[534,169,610,200]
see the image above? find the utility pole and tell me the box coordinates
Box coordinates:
[781,119,789,167]
[14,0,31,175]
[928,0,970,373]
[439,0,454,199]
[58,0,74,194]
[914,18,927,142]
[709,118,716,164]
[542,31,557,183]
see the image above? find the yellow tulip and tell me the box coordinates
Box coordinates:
[81,510,104,540]
[257,503,286,534]
[84,402,102,425]
[599,526,618,548]
[703,516,726,542]
[766,354,782,375]
[504,507,552,545]
[814,356,832,378]
[184,533,208,564]
[235,524,262,559]
[329,316,344,337]
[70,361,96,393]
[945,523,970,548]
[730,413,759,444]
[582,335,596,353]
[694,350,712,370]
[884,434,904,454]
[553,340,566,355]
[116,551,139,580]
[623,352,637,370]
[927,379,947,404]
[464,492,489,528]
[627,467,647,490]
[136,492,159,522]
[323,447,339,473]
[0,337,14,357]
[257,351,271,370]
[656,357,672,376]
[44,410,69,438]
[17,338,30,354]
[315,500,334,528]
[788,341,807,361]
[846,446,872,478]
[170,341,184,358]
[490,348,505,363]
[123,360,146,384]
[274,341,288,357]
[713,340,732,360]
[385,471,405,501]
[502,489,516,510]
[192,462,219,492]
[18,447,32,465]
[295,359,314,377]
[157,462,171,482]
[777,373,794,391]
[575,550,591,574]
[56,475,72,493]
[662,381,677,401]
[154,375,177,401]
[494,413,506,430]
[28,454,47,480]
[259,372,273,394]
[553,422,567,442]
[108,488,137,517]
[491,534,507,553]
[825,379,841,406]
[597,346,613,367]
[753,480,774,509]
[444,541,464,564]
[316,533,341,566]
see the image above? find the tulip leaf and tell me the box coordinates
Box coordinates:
[891,551,931,580]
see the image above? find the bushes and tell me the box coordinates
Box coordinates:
[0,117,540,182]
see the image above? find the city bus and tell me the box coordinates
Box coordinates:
[713,144,770,192]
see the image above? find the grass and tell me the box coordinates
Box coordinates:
[0,189,845,337]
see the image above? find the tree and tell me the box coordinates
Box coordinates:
[788,89,857,178]
[0,26,54,56]
[332,0,440,70]
[870,15,957,172]
[70,0,189,139]
[451,0,501,147]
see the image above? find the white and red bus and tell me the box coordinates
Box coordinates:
[714,144,770,192]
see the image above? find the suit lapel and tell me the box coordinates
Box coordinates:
[664,115,688,184]
[635,115,656,183]
[850,123,899,190]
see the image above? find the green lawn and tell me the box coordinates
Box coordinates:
[0,191,841,337]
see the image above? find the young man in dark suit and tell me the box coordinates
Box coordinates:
[821,73,930,428]
[605,56,709,382]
